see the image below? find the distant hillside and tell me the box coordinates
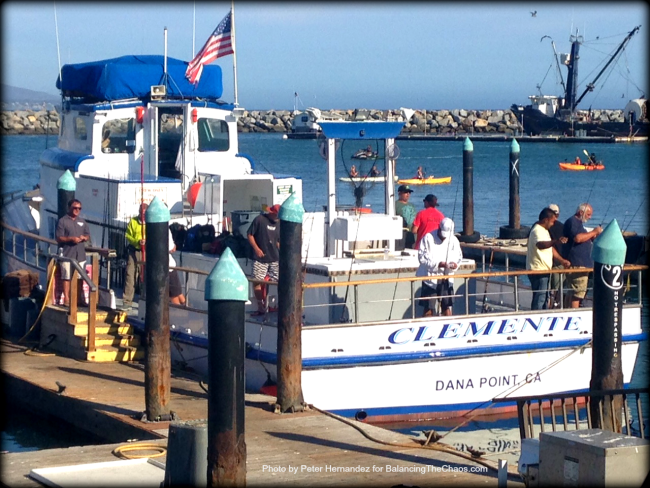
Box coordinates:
[1,84,60,110]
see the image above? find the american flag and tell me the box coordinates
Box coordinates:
[186,11,234,85]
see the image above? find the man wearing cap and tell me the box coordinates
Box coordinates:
[247,204,281,315]
[416,217,463,317]
[395,185,416,249]
[526,208,570,310]
[412,194,445,249]
[548,204,567,308]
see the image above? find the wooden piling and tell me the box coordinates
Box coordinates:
[590,219,626,431]
[144,196,171,421]
[204,247,248,486]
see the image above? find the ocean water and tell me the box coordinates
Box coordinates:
[1,134,648,236]
[1,133,648,453]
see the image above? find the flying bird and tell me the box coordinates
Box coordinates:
[55,381,67,395]
[531,11,537,17]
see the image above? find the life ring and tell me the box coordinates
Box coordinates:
[187,182,202,208]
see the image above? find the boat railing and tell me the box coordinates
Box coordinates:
[46,251,101,352]
[169,261,645,322]
[1,221,117,291]
[492,387,649,440]
[300,265,646,325]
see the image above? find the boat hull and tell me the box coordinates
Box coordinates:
[559,162,605,171]
[397,177,452,185]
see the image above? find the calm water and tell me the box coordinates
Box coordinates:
[1,134,648,452]
[1,134,648,236]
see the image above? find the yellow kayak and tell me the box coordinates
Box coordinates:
[397,176,452,185]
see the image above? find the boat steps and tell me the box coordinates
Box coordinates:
[40,306,144,363]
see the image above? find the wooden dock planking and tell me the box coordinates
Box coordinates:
[1,338,523,486]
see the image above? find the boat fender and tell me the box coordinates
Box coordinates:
[187,182,202,209]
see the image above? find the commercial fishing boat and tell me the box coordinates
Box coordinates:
[511,25,648,138]
[1,55,645,424]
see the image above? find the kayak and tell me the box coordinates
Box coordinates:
[397,176,452,185]
[352,151,379,160]
[340,176,399,182]
[559,162,605,171]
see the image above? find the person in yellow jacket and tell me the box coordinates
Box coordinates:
[122,202,148,310]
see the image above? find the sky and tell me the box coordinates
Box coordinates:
[2,2,648,111]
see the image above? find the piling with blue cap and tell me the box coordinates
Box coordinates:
[57,170,76,220]
[204,247,247,485]
[459,138,480,243]
[499,139,530,239]
[589,219,626,431]
[143,196,172,421]
[277,193,306,413]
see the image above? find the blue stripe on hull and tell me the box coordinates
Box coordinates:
[244,333,647,368]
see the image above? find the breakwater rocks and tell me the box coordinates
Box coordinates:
[0,107,628,136]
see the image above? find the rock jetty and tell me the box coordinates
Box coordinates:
[0,108,627,136]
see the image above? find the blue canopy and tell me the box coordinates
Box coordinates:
[56,55,223,102]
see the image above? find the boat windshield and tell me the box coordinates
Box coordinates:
[198,118,230,152]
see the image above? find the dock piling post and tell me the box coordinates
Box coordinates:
[144,196,171,421]
[56,170,76,220]
[205,247,248,486]
[589,219,626,432]
[499,139,529,239]
[459,137,480,242]
[277,193,306,413]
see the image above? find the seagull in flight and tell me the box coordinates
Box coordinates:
[531,11,537,17]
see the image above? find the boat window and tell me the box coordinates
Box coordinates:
[101,118,136,154]
[301,116,309,122]
[159,111,184,179]
[74,117,87,140]
[197,118,229,152]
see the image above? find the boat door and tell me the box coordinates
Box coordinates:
[142,103,185,183]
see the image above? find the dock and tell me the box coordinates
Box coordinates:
[1,338,524,487]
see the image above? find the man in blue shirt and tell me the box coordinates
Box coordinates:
[562,203,603,308]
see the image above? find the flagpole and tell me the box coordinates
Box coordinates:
[231,1,239,106]
[192,2,196,57]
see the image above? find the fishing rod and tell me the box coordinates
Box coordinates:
[622,198,646,233]
[599,201,612,227]
[480,193,504,313]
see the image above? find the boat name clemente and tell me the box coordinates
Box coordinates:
[388,315,582,344]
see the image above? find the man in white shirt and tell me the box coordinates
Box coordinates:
[416,218,463,317]
[526,207,570,310]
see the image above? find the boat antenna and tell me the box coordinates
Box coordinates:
[163,27,168,90]
[53,2,62,87]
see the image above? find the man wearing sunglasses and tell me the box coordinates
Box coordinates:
[55,199,91,306]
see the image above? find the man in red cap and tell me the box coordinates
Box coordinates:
[412,194,445,249]
[247,204,281,315]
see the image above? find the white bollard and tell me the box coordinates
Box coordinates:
[498,458,508,487]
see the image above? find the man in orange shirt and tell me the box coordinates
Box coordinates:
[412,194,445,249]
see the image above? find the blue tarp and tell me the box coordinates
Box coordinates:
[56,55,223,101]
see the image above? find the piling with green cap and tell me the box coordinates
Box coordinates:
[589,219,627,431]
[277,193,306,413]
[499,138,530,239]
[204,247,247,485]
[57,170,76,220]
[459,137,480,243]
[143,196,172,421]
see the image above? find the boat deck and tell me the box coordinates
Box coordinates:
[1,337,523,487]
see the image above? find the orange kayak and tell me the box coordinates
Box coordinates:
[559,162,605,171]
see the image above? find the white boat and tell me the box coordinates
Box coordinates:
[2,55,645,424]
